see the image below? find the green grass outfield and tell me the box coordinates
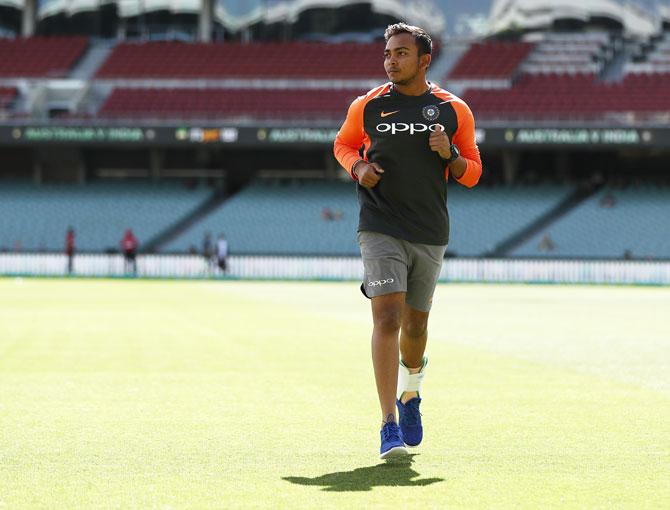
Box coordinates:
[1,278,669,509]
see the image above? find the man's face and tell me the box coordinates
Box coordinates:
[383,33,427,85]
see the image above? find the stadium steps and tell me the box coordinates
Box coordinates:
[142,188,228,253]
[428,39,470,87]
[599,42,631,84]
[487,183,603,257]
[68,41,114,80]
[68,40,116,80]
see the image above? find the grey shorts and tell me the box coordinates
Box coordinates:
[357,231,446,312]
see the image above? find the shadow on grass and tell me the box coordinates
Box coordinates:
[282,454,444,492]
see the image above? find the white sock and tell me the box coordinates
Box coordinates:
[396,356,428,400]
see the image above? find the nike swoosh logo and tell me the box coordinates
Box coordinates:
[381,110,399,117]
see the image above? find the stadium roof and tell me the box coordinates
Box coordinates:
[23,0,445,35]
[488,0,665,37]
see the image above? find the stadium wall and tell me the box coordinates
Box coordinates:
[2,253,670,285]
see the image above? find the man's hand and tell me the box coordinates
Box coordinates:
[356,162,385,188]
[429,124,451,160]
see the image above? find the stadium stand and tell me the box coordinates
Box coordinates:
[510,186,670,259]
[162,180,360,255]
[159,181,577,258]
[445,31,670,119]
[95,41,388,79]
[0,86,17,111]
[521,32,612,75]
[463,72,670,118]
[446,184,575,257]
[0,36,88,77]
[98,87,360,120]
[621,72,670,109]
[447,41,534,79]
[2,12,669,264]
[0,180,213,252]
[625,33,670,73]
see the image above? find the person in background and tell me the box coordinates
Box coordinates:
[203,231,215,274]
[217,234,228,274]
[65,227,75,275]
[203,232,212,259]
[121,228,138,274]
[321,206,334,221]
[600,192,616,208]
[537,234,556,252]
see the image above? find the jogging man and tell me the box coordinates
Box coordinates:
[333,23,482,459]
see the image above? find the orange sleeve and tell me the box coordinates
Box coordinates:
[334,95,369,180]
[450,100,482,188]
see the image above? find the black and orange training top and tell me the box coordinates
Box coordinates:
[334,82,482,246]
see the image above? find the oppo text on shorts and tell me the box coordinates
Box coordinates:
[368,279,395,287]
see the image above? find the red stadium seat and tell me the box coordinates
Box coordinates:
[0,87,18,110]
[462,72,670,119]
[0,36,88,77]
[98,87,361,120]
[448,41,534,79]
[95,41,388,79]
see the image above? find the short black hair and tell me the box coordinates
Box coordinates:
[384,22,432,56]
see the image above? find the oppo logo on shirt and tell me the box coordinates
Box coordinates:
[376,122,445,135]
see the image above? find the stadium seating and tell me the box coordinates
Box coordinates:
[3,177,666,260]
[0,36,88,77]
[447,32,638,119]
[510,186,670,259]
[447,41,534,79]
[162,180,360,255]
[625,33,670,73]
[98,87,360,120]
[0,86,17,110]
[463,72,670,118]
[521,32,611,75]
[446,184,575,257]
[161,181,575,257]
[620,73,670,110]
[95,41,388,79]
[0,180,212,252]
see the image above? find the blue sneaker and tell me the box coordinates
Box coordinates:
[396,397,423,447]
[380,418,408,459]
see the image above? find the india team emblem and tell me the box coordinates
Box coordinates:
[422,105,440,121]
